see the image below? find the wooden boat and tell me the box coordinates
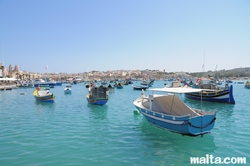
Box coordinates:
[33,89,55,103]
[132,84,149,90]
[64,87,72,94]
[116,82,123,89]
[133,88,216,136]
[107,84,115,92]
[86,86,108,105]
[244,81,250,89]
[185,83,235,104]
[165,81,183,88]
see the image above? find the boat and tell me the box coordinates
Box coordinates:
[185,82,235,104]
[64,86,72,94]
[33,87,55,103]
[107,84,115,92]
[141,80,154,87]
[245,81,250,89]
[33,79,56,87]
[133,88,216,136]
[165,81,183,88]
[19,82,34,88]
[116,82,123,89]
[132,84,149,90]
[86,86,109,105]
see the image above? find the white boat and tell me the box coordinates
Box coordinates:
[33,79,56,87]
[133,88,216,136]
[64,87,72,94]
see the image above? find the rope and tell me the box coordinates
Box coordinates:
[188,117,216,129]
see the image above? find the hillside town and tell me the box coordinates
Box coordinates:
[0,63,190,82]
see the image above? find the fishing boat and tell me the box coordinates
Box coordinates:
[86,86,108,105]
[116,82,123,89]
[64,86,72,94]
[33,79,56,87]
[132,84,149,90]
[133,88,216,136]
[33,87,55,103]
[107,84,115,92]
[165,81,183,88]
[185,82,235,104]
[245,81,250,89]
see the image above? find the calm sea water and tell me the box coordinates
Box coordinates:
[0,80,249,166]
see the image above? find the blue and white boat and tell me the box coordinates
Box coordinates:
[86,86,109,106]
[133,88,216,136]
[185,83,235,104]
[33,79,56,87]
[64,86,72,94]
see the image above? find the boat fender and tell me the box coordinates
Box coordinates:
[133,110,140,114]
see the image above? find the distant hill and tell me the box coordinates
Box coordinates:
[190,67,250,78]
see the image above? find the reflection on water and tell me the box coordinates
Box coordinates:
[87,104,108,120]
[34,101,55,112]
[136,118,218,165]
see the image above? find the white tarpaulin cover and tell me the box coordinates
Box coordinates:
[149,87,206,93]
[151,94,200,117]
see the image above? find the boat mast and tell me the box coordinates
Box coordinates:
[202,49,205,73]
[1,45,4,68]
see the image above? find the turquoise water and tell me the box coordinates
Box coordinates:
[0,81,249,166]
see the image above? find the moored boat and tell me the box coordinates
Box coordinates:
[86,86,108,105]
[133,88,216,136]
[64,86,72,94]
[33,87,55,103]
[244,81,250,89]
[107,84,115,92]
[115,82,123,89]
[132,84,149,90]
[33,79,56,87]
[185,83,235,104]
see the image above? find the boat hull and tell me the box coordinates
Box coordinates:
[116,86,123,89]
[135,105,216,136]
[245,85,250,89]
[185,85,235,104]
[86,94,108,106]
[34,96,55,103]
[132,85,149,90]
[64,90,71,94]
[64,88,72,94]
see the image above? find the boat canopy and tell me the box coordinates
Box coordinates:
[150,94,200,117]
[149,87,207,93]
[89,86,108,98]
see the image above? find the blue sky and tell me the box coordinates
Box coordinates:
[0,0,249,73]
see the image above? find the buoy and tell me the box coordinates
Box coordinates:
[20,92,26,95]
[133,110,140,114]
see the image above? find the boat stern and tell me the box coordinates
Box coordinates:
[188,113,216,135]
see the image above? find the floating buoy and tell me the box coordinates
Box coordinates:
[133,110,140,114]
[20,92,26,95]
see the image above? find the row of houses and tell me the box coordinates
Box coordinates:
[1,63,190,81]
[0,63,42,80]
